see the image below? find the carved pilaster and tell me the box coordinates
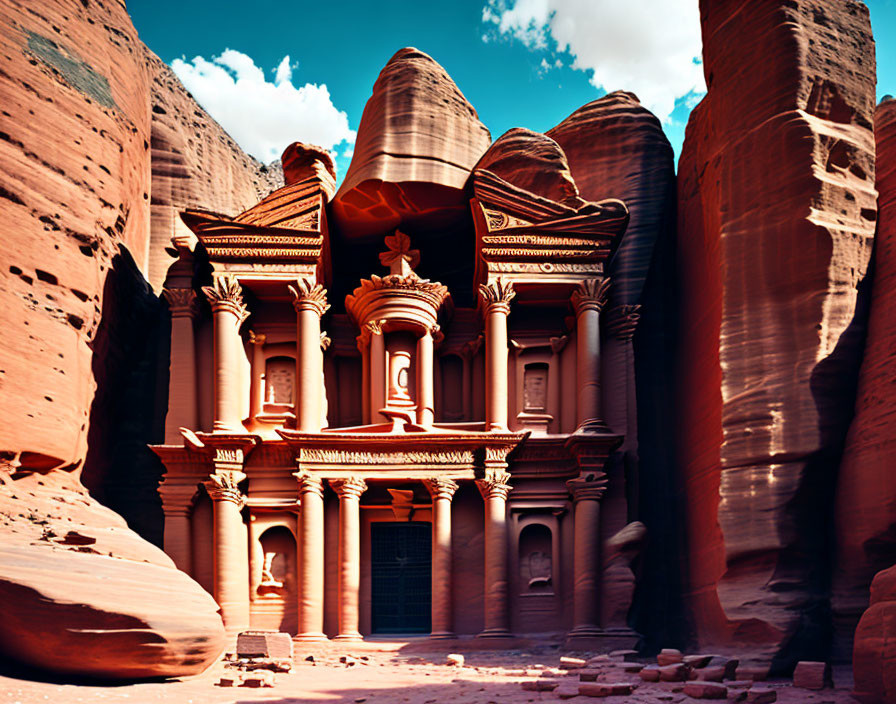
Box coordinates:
[202,275,249,323]
[477,470,512,501]
[203,471,246,507]
[330,476,368,500]
[162,287,199,319]
[571,277,611,315]
[567,472,608,503]
[424,477,459,502]
[478,278,516,314]
[604,304,641,342]
[289,278,330,318]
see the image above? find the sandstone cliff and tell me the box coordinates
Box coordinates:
[835,99,896,657]
[677,0,877,666]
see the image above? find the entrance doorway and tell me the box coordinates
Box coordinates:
[371,522,431,633]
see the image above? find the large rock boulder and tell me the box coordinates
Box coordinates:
[834,99,896,654]
[0,470,225,679]
[331,47,491,239]
[677,0,877,665]
[853,565,896,703]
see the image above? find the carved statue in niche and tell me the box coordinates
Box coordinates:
[523,364,548,412]
[526,550,552,589]
[257,551,287,597]
[265,359,295,406]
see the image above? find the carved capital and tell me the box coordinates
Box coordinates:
[550,334,569,355]
[294,471,324,498]
[249,331,267,346]
[476,470,512,501]
[320,331,332,351]
[423,477,459,502]
[162,287,199,319]
[571,278,611,316]
[357,319,385,349]
[330,476,368,500]
[203,471,246,506]
[478,278,516,315]
[202,275,249,324]
[604,304,641,341]
[289,278,329,317]
[567,472,608,502]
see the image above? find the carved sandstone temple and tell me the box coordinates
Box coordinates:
[152,49,641,645]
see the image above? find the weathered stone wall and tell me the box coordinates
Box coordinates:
[677,0,877,667]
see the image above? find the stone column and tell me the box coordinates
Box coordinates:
[566,473,608,640]
[295,472,326,641]
[330,477,368,641]
[203,471,249,636]
[571,278,611,431]
[368,321,386,422]
[358,332,371,425]
[548,335,568,434]
[159,483,195,574]
[424,478,458,638]
[248,332,266,427]
[476,468,513,637]
[162,288,199,443]
[479,280,516,431]
[289,279,329,433]
[202,276,250,433]
[416,327,435,427]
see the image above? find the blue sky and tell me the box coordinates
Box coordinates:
[128,0,896,182]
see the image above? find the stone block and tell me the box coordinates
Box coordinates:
[683,681,728,699]
[236,631,293,660]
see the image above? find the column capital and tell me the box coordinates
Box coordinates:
[357,319,385,349]
[289,278,330,317]
[330,476,368,500]
[604,304,641,341]
[202,275,250,323]
[249,330,266,346]
[567,472,608,502]
[158,483,198,514]
[203,471,246,506]
[550,334,569,355]
[423,477,459,501]
[162,287,199,319]
[294,471,325,498]
[571,277,611,316]
[478,278,516,315]
[477,470,512,501]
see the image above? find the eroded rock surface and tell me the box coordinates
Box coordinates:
[677,0,877,664]
[331,47,491,238]
[0,471,225,679]
[854,564,896,703]
[835,100,896,654]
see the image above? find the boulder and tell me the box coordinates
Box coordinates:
[331,47,491,239]
[853,564,896,703]
[683,681,728,699]
[677,0,876,665]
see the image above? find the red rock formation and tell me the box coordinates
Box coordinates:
[147,52,282,291]
[331,47,491,239]
[282,141,336,198]
[0,470,225,679]
[548,92,679,647]
[834,100,896,652]
[853,564,896,703]
[677,0,877,664]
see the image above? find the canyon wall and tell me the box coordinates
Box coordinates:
[677,0,877,667]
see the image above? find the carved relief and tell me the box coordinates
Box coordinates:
[299,448,475,465]
[288,278,330,317]
[477,470,512,501]
[379,230,420,275]
[423,477,459,501]
[202,471,246,506]
[202,275,250,323]
[523,363,548,412]
[478,278,516,314]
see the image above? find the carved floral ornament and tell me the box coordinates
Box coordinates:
[571,277,611,315]
[162,287,199,319]
[478,278,516,314]
[423,477,459,501]
[202,275,250,323]
[476,469,513,501]
[329,476,368,499]
[202,471,246,506]
[379,230,420,276]
[288,278,330,317]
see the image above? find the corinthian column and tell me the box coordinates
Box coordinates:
[566,472,608,640]
[203,471,249,636]
[202,276,250,433]
[424,477,458,638]
[295,472,326,641]
[162,288,199,443]
[288,279,329,432]
[479,279,516,431]
[476,469,513,637]
[330,477,368,641]
[571,278,611,432]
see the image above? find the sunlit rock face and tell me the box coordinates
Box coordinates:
[835,99,896,657]
[147,51,283,291]
[331,47,491,239]
[677,0,876,666]
[549,91,680,649]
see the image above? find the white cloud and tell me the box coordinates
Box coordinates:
[482,0,705,122]
[171,50,356,164]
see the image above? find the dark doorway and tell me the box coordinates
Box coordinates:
[371,522,431,633]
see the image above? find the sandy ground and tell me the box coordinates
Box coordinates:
[0,640,860,704]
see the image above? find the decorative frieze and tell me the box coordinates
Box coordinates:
[299,448,476,466]
[289,278,330,318]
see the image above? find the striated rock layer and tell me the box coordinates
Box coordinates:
[677,0,877,666]
[835,100,896,653]
[331,47,491,239]
[147,52,282,291]
[0,471,225,679]
[549,91,681,649]
[854,564,896,704]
